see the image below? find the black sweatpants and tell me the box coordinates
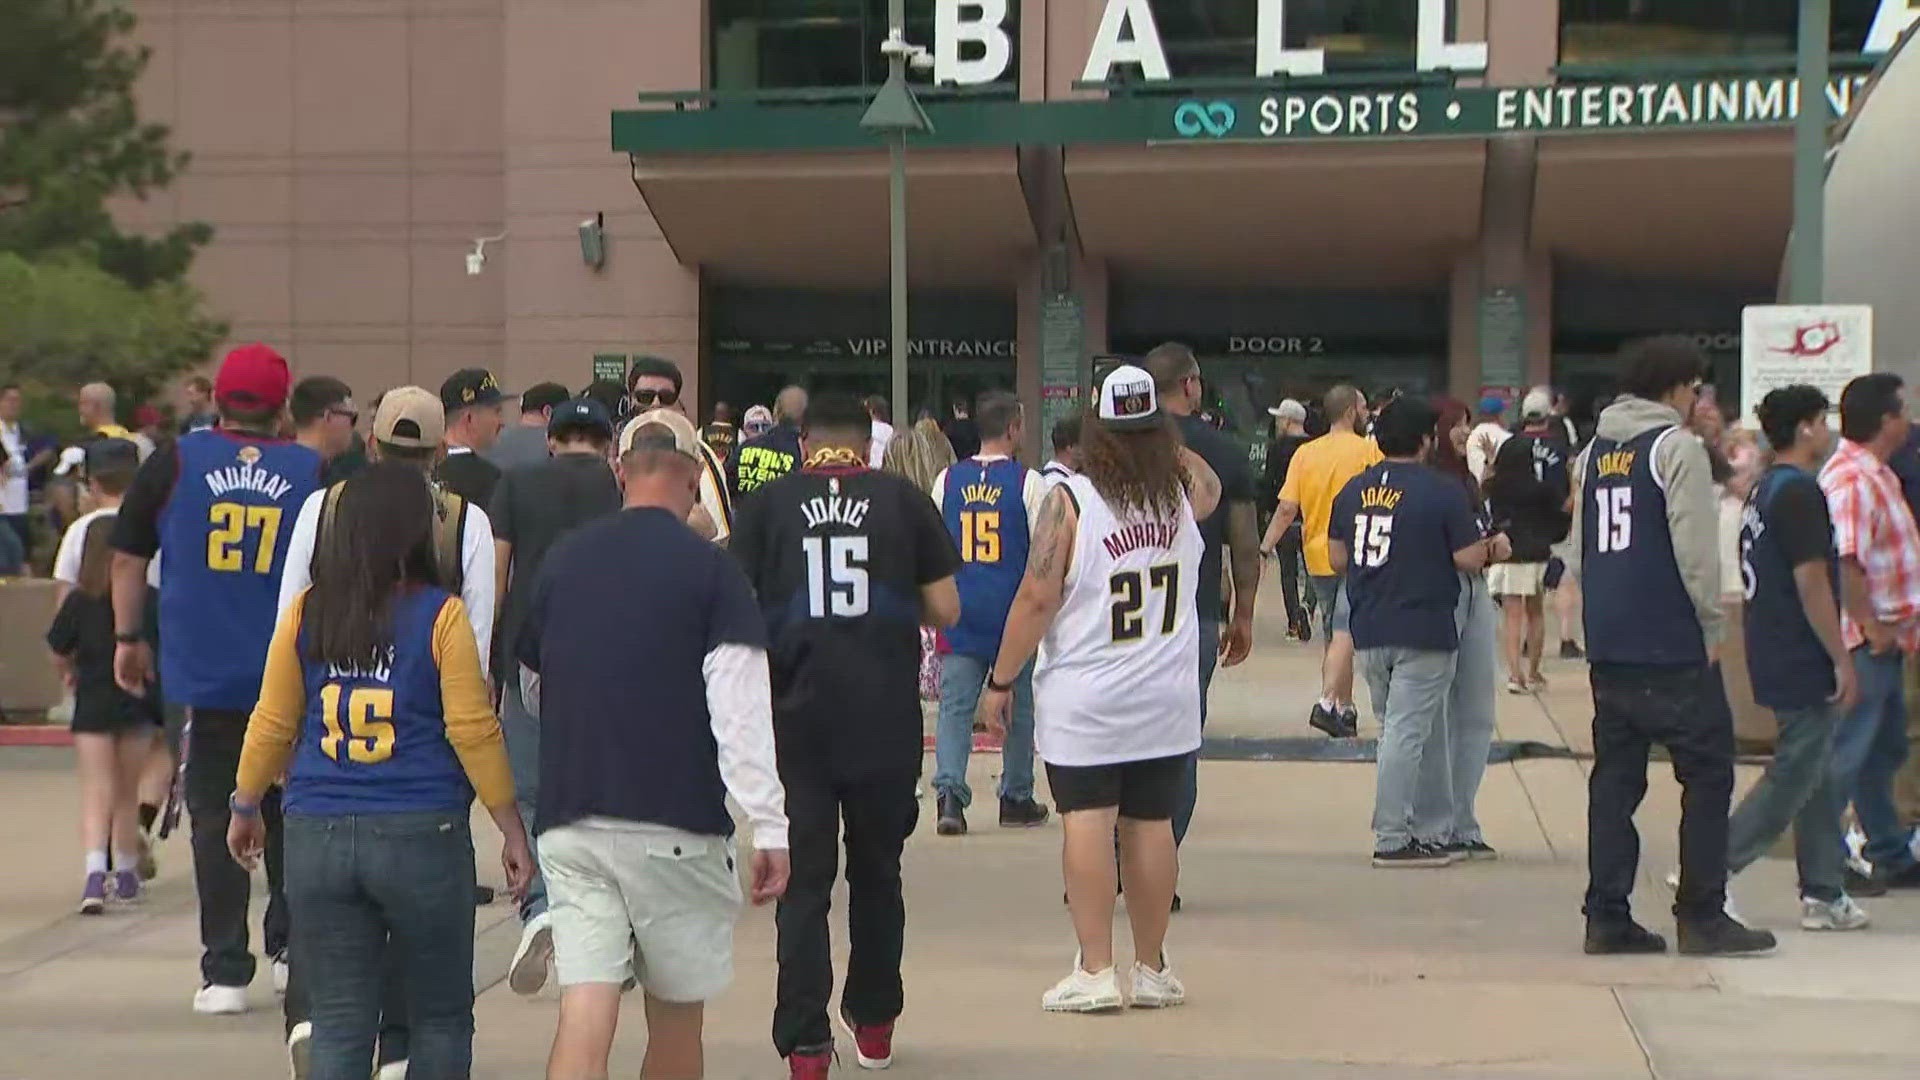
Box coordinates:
[772,758,919,1058]
[1584,662,1735,925]
[183,708,288,987]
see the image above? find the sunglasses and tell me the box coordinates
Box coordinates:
[631,388,679,408]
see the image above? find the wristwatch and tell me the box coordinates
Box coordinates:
[114,630,143,645]
[228,792,260,818]
[985,671,1016,693]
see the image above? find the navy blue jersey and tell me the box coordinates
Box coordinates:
[1329,461,1478,651]
[1580,426,1705,666]
[159,430,323,709]
[942,457,1030,660]
[1741,465,1838,710]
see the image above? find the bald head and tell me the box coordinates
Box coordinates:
[79,383,116,427]
[775,385,808,425]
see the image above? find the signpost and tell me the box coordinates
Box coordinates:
[1478,286,1526,399]
[1040,293,1086,447]
[1740,304,1872,424]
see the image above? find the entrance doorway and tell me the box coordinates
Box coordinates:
[708,356,1017,428]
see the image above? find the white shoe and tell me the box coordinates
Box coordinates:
[1127,954,1186,1009]
[272,954,290,997]
[193,983,249,1015]
[1042,953,1123,1013]
[1801,894,1871,931]
[508,911,554,996]
[286,1021,311,1080]
[374,1060,408,1080]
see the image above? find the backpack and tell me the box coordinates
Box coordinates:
[317,478,467,595]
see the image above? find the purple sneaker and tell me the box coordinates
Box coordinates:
[112,870,142,904]
[79,872,108,915]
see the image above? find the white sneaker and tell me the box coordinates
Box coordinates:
[193,983,249,1015]
[508,911,554,995]
[1801,894,1871,931]
[374,1060,408,1080]
[286,1021,312,1080]
[272,954,290,996]
[1042,953,1123,1013]
[1128,954,1186,1009]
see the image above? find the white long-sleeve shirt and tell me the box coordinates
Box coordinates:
[277,486,497,678]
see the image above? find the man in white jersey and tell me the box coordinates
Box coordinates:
[978,365,1220,1015]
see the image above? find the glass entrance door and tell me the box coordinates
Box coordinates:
[707,356,1016,427]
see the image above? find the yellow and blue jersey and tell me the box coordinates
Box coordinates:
[941,457,1031,661]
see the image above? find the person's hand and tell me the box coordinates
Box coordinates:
[1864,619,1898,656]
[113,640,153,696]
[1486,532,1513,563]
[749,848,790,906]
[227,809,266,870]
[1259,542,1276,559]
[1220,617,1253,668]
[500,833,535,899]
[975,685,1010,737]
[1830,658,1860,712]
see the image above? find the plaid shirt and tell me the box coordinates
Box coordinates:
[1819,438,1920,651]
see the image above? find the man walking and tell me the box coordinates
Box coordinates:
[1574,336,1772,956]
[930,390,1050,835]
[732,385,807,501]
[1262,385,1380,737]
[288,377,358,464]
[731,391,959,1077]
[491,382,572,471]
[1142,344,1259,856]
[1042,414,1081,485]
[108,344,322,1013]
[490,396,623,994]
[1820,372,1920,888]
[519,411,789,1080]
[1724,385,1873,930]
[1328,398,1489,866]
[436,368,508,509]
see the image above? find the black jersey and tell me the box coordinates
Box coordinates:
[731,460,959,776]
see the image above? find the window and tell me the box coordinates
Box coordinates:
[1153,0,1430,78]
[1559,0,1882,64]
[711,0,1019,91]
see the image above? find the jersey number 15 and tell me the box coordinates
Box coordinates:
[802,535,870,617]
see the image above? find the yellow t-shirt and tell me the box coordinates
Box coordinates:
[1279,430,1384,576]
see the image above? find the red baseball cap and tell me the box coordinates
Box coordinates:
[215,343,291,411]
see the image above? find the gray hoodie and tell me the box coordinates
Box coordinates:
[1568,394,1724,650]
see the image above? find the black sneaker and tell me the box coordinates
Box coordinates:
[1338,704,1360,737]
[1677,910,1776,956]
[1559,639,1585,659]
[1309,702,1345,738]
[1878,862,1920,889]
[1443,839,1499,861]
[935,793,967,836]
[474,885,496,905]
[999,797,1050,828]
[1845,866,1890,897]
[1372,840,1452,868]
[1584,919,1667,955]
[1295,618,1313,643]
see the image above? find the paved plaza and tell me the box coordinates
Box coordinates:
[3,590,1919,1079]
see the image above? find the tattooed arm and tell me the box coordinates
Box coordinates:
[977,485,1077,733]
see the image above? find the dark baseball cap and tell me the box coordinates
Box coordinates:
[440,368,507,413]
[548,395,613,438]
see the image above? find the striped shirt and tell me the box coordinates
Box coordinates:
[1819,437,1920,651]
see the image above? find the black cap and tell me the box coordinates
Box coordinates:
[548,396,613,438]
[85,437,141,476]
[440,368,507,413]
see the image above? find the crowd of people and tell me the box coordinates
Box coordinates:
[16,327,1920,1077]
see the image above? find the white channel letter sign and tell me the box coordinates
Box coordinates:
[935,0,1915,86]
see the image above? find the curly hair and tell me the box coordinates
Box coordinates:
[1078,411,1186,521]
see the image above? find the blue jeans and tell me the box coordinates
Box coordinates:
[1728,703,1845,901]
[1831,647,1915,873]
[1360,646,1459,848]
[1414,574,1497,845]
[499,682,547,920]
[1172,620,1220,847]
[932,652,1035,805]
[285,811,477,1080]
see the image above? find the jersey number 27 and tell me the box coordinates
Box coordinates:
[1110,564,1179,643]
[207,502,283,574]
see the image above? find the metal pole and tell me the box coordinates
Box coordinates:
[1790,0,1829,304]
[887,0,910,424]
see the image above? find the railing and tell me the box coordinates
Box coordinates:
[1552,52,1879,81]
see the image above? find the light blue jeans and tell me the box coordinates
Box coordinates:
[932,653,1035,806]
[1728,703,1845,902]
[498,683,547,921]
[1361,646,1459,849]
[1413,574,1498,845]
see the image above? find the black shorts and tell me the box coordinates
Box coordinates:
[1045,754,1187,820]
[70,686,162,736]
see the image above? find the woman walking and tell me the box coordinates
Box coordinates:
[228,462,532,1079]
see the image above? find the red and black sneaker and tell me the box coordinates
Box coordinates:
[788,1046,834,1079]
[838,1007,895,1069]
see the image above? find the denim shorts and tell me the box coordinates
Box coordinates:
[1308,574,1351,639]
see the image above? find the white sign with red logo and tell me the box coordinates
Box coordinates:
[1740,304,1874,427]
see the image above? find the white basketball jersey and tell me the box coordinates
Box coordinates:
[1035,473,1203,767]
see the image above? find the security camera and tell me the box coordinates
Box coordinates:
[879,29,933,69]
[465,251,485,276]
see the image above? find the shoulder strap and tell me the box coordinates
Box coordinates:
[317,481,348,553]
[434,490,466,595]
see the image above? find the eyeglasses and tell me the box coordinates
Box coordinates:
[631,388,679,408]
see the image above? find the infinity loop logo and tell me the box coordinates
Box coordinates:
[1172,100,1236,138]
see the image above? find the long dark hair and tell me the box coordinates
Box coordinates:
[1431,396,1474,491]
[303,462,438,669]
[76,516,116,598]
[1078,411,1187,521]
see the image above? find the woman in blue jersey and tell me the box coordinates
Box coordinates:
[229,462,533,1080]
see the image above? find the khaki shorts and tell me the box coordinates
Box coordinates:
[1488,562,1548,597]
[538,817,742,1002]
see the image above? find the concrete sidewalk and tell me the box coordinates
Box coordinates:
[4,591,1920,1078]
